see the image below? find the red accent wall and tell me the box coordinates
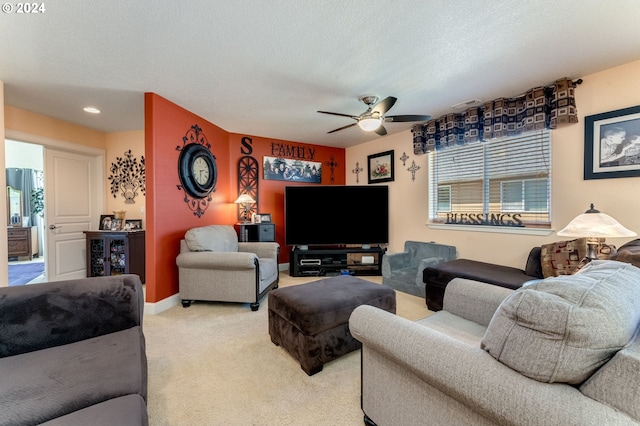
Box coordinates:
[144,93,345,303]
[228,134,346,264]
[144,93,233,302]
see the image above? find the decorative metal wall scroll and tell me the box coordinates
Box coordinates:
[238,156,259,221]
[108,150,146,204]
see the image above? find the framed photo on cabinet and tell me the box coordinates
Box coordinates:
[99,214,115,230]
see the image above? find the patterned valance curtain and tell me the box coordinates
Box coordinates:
[412,77,579,154]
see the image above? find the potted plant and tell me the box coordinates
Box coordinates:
[31,187,44,217]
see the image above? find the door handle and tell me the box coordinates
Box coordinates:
[48,224,60,230]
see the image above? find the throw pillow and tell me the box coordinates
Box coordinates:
[540,238,616,278]
[184,225,239,252]
[481,260,640,384]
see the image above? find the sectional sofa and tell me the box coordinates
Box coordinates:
[0,274,148,426]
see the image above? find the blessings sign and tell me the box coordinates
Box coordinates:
[445,213,524,227]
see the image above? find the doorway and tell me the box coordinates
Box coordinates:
[6,140,45,285]
[4,137,105,285]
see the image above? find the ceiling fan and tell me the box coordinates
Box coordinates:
[317,95,431,136]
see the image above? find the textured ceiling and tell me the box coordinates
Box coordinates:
[2,0,640,148]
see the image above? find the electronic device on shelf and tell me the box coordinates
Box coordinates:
[288,245,384,277]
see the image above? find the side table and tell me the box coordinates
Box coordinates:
[234,223,275,242]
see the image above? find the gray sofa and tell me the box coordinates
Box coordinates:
[0,275,148,426]
[350,260,640,426]
[382,240,456,298]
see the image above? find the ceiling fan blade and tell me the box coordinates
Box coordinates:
[372,96,397,115]
[317,110,358,119]
[374,125,387,136]
[385,114,431,123]
[327,122,358,134]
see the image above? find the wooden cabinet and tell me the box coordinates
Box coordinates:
[8,226,38,260]
[234,223,276,242]
[84,231,145,282]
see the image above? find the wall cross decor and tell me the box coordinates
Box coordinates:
[407,160,421,182]
[399,152,409,166]
[108,150,146,204]
[352,161,363,183]
[325,155,340,184]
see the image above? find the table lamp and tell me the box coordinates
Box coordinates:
[234,194,255,223]
[557,203,636,260]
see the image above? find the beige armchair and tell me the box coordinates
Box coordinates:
[176,225,279,311]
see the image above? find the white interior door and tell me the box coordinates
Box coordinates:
[45,148,100,281]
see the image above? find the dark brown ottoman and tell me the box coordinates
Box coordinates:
[268,275,396,375]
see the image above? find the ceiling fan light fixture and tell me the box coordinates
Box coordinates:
[358,116,382,131]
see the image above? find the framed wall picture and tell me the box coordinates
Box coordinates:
[584,105,640,180]
[263,156,322,183]
[368,150,394,184]
[99,214,115,230]
[124,219,143,231]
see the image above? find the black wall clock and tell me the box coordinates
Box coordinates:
[178,142,217,198]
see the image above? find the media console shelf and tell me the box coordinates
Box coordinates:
[289,246,385,277]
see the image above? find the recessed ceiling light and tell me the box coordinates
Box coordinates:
[83,107,101,114]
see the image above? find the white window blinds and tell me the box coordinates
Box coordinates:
[429,130,551,228]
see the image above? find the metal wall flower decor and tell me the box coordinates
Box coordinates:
[108,150,146,204]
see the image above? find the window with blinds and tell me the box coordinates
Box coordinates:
[429,130,551,228]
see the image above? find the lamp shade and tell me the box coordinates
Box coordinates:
[358,116,382,131]
[557,204,636,238]
[234,194,255,204]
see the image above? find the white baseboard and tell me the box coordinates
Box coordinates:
[144,293,181,315]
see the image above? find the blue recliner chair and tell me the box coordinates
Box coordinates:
[382,241,456,297]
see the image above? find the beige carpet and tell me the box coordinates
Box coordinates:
[144,273,430,425]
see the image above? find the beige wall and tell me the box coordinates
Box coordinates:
[347,59,640,269]
[105,131,146,225]
[5,106,106,150]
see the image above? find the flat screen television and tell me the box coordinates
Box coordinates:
[284,185,389,247]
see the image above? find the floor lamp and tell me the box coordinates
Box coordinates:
[557,204,636,260]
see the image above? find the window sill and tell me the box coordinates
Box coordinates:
[427,223,555,236]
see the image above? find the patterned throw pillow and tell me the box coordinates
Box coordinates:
[540,238,615,278]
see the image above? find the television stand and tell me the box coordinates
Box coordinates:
[289,246,385,277]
